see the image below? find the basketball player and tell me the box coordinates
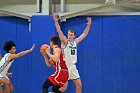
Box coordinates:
[53,14,92,93]
[0,40,35,93]
[42,36,68,93]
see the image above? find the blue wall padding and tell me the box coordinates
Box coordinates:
[0,17,17,55]
[0,15,140,93]
[31,16,57,93]
[102,16,124,93]
[0,17,30,93]
[0,17,17,93]
[60,16,140,93]
[15,18,32,93]
[122,16,140,93]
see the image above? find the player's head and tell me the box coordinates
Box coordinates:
[68,29,76,41]
[3,40,16,54]
[50,36,59,47]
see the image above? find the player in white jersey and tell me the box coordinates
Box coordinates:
[0,41,35,93]
[53,14,92,93]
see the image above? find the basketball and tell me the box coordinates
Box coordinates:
[40,44,48,55]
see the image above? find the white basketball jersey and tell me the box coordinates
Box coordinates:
[0,53,14,77]
[62,40,77,65]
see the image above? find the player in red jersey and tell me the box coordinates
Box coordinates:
[42,36,69,93]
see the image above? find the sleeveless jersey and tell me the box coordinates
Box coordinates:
[53,47,67,71]
[49,47,69,87]
[0,53,14,75]
[62,40,77,65]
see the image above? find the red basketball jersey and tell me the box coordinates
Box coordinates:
[49,47,68,87]
[53,47,68,71]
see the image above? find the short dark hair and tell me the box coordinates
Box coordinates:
[3,40,16,53]
[68,29,76,36]
[50,36,59,45]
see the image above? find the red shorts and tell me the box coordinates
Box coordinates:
[48,70,69,87]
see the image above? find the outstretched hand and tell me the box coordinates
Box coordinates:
[53,13,59,22]
[29,44,35,52]
[87,17,92,25]
[6,73,13,78]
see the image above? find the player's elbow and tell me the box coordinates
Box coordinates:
[47,64,52,67]
[47,62,53,67]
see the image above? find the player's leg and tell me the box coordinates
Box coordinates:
[0,78,11,93]
[71,65,82,93]
[4,81,14,92]
[42,79,53,93]
[0,76,2,93]
[4,75,14,92]
[73,78,82,93]
[0,85,2,93]
[59,81,68,92]
[9,82,14,92]
[52,85,63,93]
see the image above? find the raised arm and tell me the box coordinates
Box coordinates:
[8,44,35,61]
[76,17,92,44]
[53,14,67,44]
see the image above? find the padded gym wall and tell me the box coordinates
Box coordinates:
[0,17,31,93]
[15,18,32,93]
[0,15,140,93]
[121,16,140,93]
[102,16,140,93]
[31,16,57,93]
[61,16,140,93]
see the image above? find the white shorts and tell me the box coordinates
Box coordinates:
[67,65,80,80]
[0,74,4,78]
[0,73,9,80]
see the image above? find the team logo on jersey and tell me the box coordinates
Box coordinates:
[69,46,77,49]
